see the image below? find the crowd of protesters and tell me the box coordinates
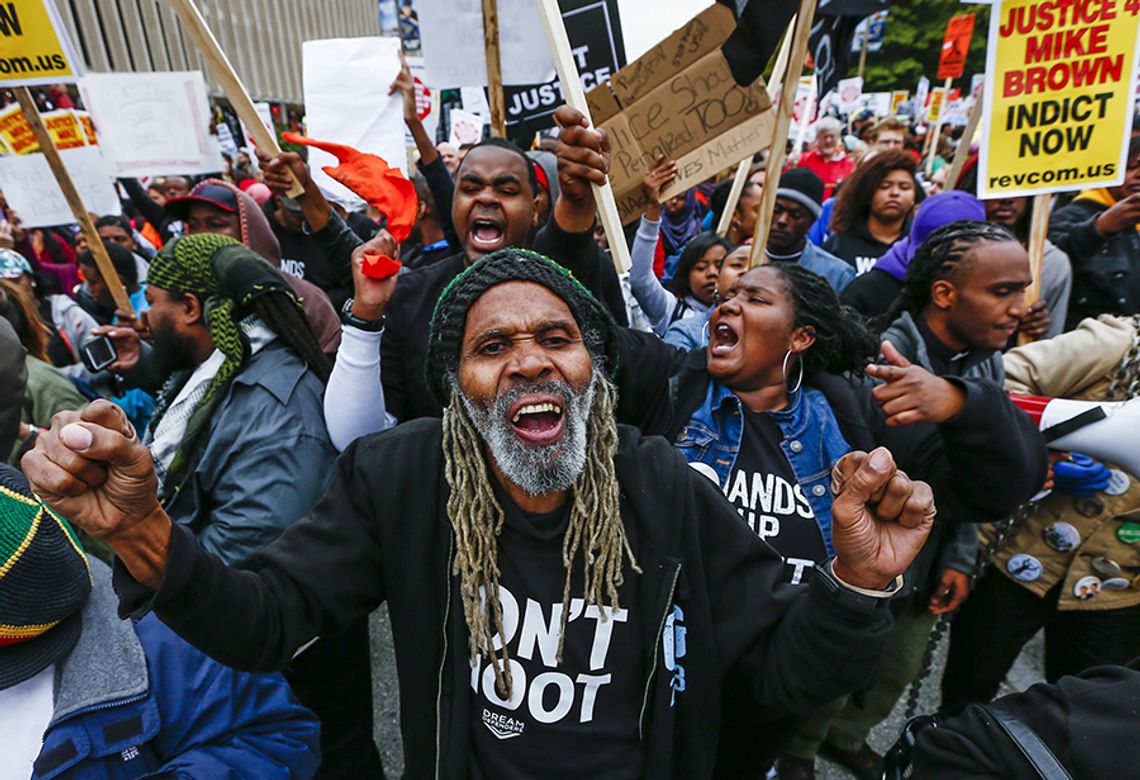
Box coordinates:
[2,57,1139,780]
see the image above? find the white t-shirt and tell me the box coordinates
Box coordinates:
[0,664,54,779]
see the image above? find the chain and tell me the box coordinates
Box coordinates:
[901,502,1035,719]
[1105,315,1140,402]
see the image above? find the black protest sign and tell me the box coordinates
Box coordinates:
[504,0,625,138]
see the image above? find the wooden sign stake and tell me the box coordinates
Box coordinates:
[716,21,795,238]
[482,0,508,137]
[534,0,632,273]
[944,86,983,190]
[1020,192,1052,344]
[13,88,134,316]
[167,0,304,198]
[749,0,819,268]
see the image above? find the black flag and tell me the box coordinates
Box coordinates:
[810,0,889,97]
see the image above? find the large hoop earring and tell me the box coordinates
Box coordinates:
[782,350,804,395]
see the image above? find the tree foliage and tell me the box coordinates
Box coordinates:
[858,0,991,93]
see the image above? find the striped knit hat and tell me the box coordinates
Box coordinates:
[0,464,91,689]
[425,248,618,406]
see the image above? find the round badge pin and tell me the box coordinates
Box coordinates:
[1043,521,1080,553]
[1104,469,1131,497]
[1118,522,1140,545]
[1076,498,1105,518]
[1092,556,1123,579]
[1006,553,1044,582]
[1102,577,1132,591]
[1073,575,1102,600]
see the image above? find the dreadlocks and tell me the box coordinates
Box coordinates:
[884,220,1018,326]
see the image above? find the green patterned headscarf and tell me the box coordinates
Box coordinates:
[147,233,304,484]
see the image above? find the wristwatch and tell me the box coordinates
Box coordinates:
[812,559,903,614]
[340,298,386,332]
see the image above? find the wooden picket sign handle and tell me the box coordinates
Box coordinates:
[167,0,304,198]
[533,0,632,273]
[945,86,983,190]
[716,20,795,237]
[1018,192,1052,345]
[14,88,134,316]
[482,0,507,137]
[749,0,819,268]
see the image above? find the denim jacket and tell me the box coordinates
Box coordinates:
[672,379,852,557]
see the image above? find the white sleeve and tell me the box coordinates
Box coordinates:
[323,324,396,452]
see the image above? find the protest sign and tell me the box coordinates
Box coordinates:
[942,99,970,126]
[0,145,119,227]
[504,0,625,137]
[449,108,485,147]
[584,4,774,223]
[460,87,491,126]
[837,76,864,113]
[915,75,930,110]
[417,0,556,87]
[404,56,439,147]
[80,71,221,177]
[863,91,891,116]
[240,102,274,150]
[927,87,947,122]
[850,10,888,53]
[0,102,36,153]
[303,36,406,206]
[76,110,96,144]
[890,90,909,114]
[970,72,985,99]
[41,109,84,148]
[0,0,83,87]
[979,0,1140,198]
[937,13,976,80]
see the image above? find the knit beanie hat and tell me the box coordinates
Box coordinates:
[426,248,618,406]
[777,168,826,218]
[0,464,91,689]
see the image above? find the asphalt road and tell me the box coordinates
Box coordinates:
[368,605,1046,779]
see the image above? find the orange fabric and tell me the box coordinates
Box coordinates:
[140,221,164,250]
[281,132,417,243]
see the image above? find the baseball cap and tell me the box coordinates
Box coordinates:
[164,182,240,220]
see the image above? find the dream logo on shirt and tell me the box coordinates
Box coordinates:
[471,584,629,736]
[279,258,306,279]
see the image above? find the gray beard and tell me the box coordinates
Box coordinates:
[459,370,598,497]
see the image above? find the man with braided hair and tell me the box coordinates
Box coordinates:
[26,248,938,780]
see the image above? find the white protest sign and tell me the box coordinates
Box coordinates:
[915,76,930,112]
[837,77,864,113]
[416,0,556,87]
[240,102,275,150]
[863,92,892,117]
[0,145,120,227]
[302,37,406,207]
[449,108,484,147]
[404,56,439,148]
[216,122,238,160]
[460,86,491,125]
[942,99,970,126]
[79,71,220,177]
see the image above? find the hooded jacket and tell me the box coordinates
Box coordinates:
[32,561,319,779]
[842,192,986,319]
[1049,189,1140,329]
[213,179,342,359]
[114,422,895,780]
[823,220,900,277]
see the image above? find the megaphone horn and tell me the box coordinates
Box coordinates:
[1010,393,1140,479]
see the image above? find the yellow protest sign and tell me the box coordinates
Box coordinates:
[890,90,909,115]
[927,88,947,123]
[0,102,38,153]
[0,0,83,87]
[42,109,84,148]
[980,0,1140,198]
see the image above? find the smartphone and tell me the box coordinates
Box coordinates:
[80,335,118,373]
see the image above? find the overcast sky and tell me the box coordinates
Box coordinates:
[615,0,712,61]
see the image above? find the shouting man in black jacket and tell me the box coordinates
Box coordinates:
[27,249,936,780]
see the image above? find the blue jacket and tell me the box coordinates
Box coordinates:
[796,242,856,293]
[35,561,320,779]
[673,380,851,557]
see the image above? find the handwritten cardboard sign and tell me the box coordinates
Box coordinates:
[79,71,220,177]
[0,145,120,227]
[585,4,774,224]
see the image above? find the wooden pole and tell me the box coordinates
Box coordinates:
[944,86,982,190]
[534,0,632,273]
[1020,192,1052,344]
[482,0,507,137]
[749,0,819,268]
[167,0,303,198]
[925,77,952,176]
[856,22,869,80]
[716,19,796,238]
[13,88,134,316]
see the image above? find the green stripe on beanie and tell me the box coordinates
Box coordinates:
[426,248,618,406]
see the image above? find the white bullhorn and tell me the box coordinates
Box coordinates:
[1037,397,1140,479]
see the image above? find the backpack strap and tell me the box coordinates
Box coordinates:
[983,704,1074,780]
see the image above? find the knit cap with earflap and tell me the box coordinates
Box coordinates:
[0,464,91,689]
[425,248,619,407]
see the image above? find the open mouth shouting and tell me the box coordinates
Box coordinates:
[469,217,507,253]
[507,394,566,446]
[710,321,740,357]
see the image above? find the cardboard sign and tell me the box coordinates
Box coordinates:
[303,36,407,206]
[927,87,947,122]
[837,77,864,113]
[585,4,774,224]
[937,13,976,81]
[0,146,120,227]
[0,0,83,87]
[80,71,221,177]
[416,0,555,87]
[979,0,1140,198]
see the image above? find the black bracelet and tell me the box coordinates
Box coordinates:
[340,298,386,332]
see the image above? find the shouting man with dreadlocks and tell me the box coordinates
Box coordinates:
[28,249,935,780]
